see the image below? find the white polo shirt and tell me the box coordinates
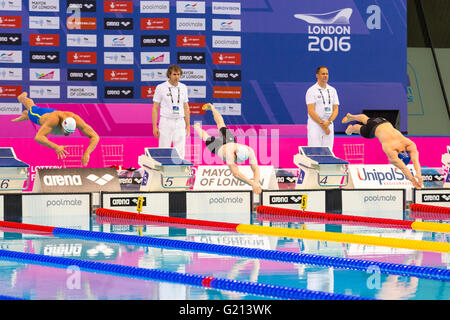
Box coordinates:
[305,83,339,122]
[153,81,189,119]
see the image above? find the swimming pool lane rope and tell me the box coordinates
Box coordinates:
[0,220,449,282]
[95,208,450,253]
[256,206,450,234]
[0,250,369,300]
[410,203,450,217]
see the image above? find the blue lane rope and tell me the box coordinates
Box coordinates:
[0,250,369,300]
[52,227,450,282]
[0,295,23,300]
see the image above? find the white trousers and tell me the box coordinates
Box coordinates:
[307,120,334,150]
[158,117,186,159]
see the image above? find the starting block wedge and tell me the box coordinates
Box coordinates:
[138,147,194,191]
[0,147,30,192]
[293,146,349,189]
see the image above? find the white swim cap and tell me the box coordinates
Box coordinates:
[62,117,76,134]
[236,145,249,163]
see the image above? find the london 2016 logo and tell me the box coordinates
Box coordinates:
[294,5,382,53]
[294,8,352,52]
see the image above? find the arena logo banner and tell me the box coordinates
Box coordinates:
[261,190,326,212]
[33,168,121,192]
[101,192,170,214]
[414,189,450,208]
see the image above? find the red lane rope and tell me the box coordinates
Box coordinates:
[256,205,414,228]
[255,213,412,230]
[95,215,239,233]
[0,221,55,233]
[410,203,450,215]
[95,208,240,231]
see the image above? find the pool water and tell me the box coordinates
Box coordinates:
[0,210,448,300]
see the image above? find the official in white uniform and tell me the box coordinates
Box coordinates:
[305,66,340,150]
[152,65,190,159]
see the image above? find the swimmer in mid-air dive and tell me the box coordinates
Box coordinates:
[193,103,262,194]
[342,113,423,189]
[13,92,100,167]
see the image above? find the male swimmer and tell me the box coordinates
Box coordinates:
[13,92,99,166]
[342,113,423,189]
[193,103,262,194]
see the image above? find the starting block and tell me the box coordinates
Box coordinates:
[443,146,450,188]
[0,147,30,192]
[138,147,194,191]
[293,146,349,189]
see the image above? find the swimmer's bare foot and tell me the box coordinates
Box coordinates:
[202,103,213,111]
[345,124,354,135]
[342,113,354,124]
[17,92,27,103]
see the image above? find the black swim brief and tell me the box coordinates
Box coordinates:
[205,127,236,154]
[359,117,390,139]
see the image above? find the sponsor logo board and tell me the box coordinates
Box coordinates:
[29,85,60,98]
[213,86,241,98]
[67,34,97,47]
[141,18,169,30]
[104,52,134,65]
[67,86,97,99]
[177,52,205,64]
[0,68,22,81]
[104,86,134,99]
[212,52,241,65]
[33,168,120,192]
[29,16,60,29]
[177,35,205,47]
[0,33,21,45]
[67,51,97,64]
[67,69,97,81]
[212,2,241,15]
[30,51,59,63]
[29,68,60,81]
[140,1,170,13]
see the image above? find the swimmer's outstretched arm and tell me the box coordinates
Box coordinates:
[74,115,100,166]
[34,124,69,160]
[226,150,262,194]
[386,150,421,189]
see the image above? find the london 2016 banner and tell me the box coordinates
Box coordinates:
[0,0,406,137]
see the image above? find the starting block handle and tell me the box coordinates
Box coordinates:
[317,172,349,187]
[160,173,194,189]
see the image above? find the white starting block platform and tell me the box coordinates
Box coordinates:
[138,147,194,191]
[0,147,30,192]
[293,146,349,189]
[443,146,450,188]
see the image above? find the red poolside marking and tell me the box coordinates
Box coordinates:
[201,276,215,288]
[256,205,414,228]
[95,208,240,231]
[410,203,450,215]
[0,221,55,233]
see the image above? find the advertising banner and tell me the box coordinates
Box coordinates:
[414,189,450,207]
[33,168,121,193]
[341,189,405,219]
[261,190,326,212]
[0,0,406,137]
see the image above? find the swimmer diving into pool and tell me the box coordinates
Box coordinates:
[12,92,100,167]
[342,113,423,189]
[193,103,262,194]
